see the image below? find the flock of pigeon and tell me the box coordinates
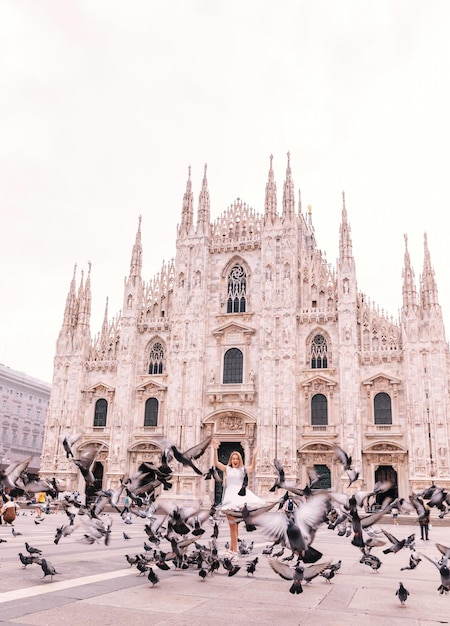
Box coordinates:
[1,436,449,609]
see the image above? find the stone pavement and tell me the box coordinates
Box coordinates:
[0,509,449,625]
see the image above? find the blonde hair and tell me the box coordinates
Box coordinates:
[227,450,244,467]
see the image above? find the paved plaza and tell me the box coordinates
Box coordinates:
[0,508,449,625]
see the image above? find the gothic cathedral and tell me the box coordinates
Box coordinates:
[40,155,450,505]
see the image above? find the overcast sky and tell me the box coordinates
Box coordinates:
[1,0,450,384]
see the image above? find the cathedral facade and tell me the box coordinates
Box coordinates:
[40,156,450,505]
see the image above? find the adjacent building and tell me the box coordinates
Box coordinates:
[0,363,51,476]
[40,156,450,504]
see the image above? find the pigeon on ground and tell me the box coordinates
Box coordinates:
[25,542,42,555]
[246,557,258,575]
[125,554,139,567]
[396,581,409,606]
[40,558,59,581]
[221,557,241,577]
[147,567,159,586]
[18,552,40,568]
[320,568,335,583]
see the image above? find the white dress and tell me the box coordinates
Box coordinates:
[220,466,264,510]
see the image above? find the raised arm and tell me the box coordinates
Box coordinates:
[245,448,258,473]
[211,439,227,473]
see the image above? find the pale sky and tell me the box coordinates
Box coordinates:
[1,0,450,384]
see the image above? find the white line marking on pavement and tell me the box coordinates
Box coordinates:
[0,568,137,604]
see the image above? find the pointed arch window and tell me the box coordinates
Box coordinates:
[374,392,392,425]
[227,265,246,313]
[148,342,164,375]
[311,393,328,426]
[94,398,108,427]
[311,334,328,368]
[144,398,159,427]
[223,348,243,383]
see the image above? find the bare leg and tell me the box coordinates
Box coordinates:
[228,516,239,552]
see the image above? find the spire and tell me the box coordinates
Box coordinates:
[339,191,353,260]
[420,232,439,309]
[77,267,91,326]
[402,233,418,310]
[100,297,109,347]
[264,154,277,225]
[62,264,78,329]
[282,151,295,222]
[196,163,210,234]
[129,215,142,280]
[77,268,84,307]
[180,165,194,235]
[298,188,302,216]
[80,261,92,322]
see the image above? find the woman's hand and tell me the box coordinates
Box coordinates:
[211,439,219,450]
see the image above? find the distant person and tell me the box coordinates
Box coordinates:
[418,498,431,540]
[392,505,399,525]
[35,492,46,519]
[2,496,20,525]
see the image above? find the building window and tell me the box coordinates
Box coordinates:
[223,348,243,383]
[311,393,328,425]
[227,265,246,313]
[148,342,164,375]
[374,392,392,424]
[94,398,108,427]
[32,435,38,448]
[144,398,159,427]
[311,334,328,368]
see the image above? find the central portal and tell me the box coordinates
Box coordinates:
[214,441,245,506]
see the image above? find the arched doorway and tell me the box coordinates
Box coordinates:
[85,461,104,505]
[297,442,335,489]
[213,441,245,506]
[374,465,398,505]
[310,463,332,490]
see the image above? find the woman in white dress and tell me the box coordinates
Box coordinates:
[211,439,263,558]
